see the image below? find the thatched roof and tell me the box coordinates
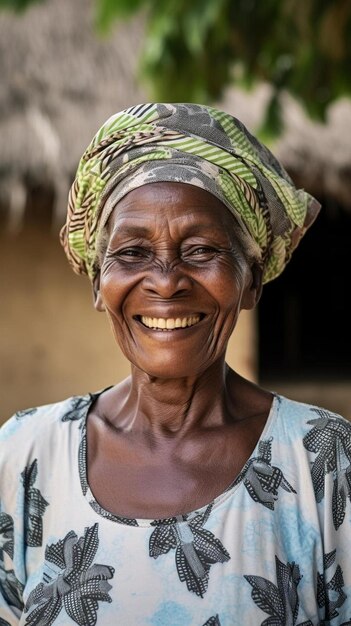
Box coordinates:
[221,86,351,209]
[0,0,146,227]
[1,0,351,230]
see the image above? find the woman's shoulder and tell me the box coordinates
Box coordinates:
[0,392,95,459]
[275,393,350,422]
[273,395,351,536]
[272,393,351,446]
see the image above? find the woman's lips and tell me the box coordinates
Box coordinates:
[136,314,204,331]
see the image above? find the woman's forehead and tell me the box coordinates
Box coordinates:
[107,182,235,234]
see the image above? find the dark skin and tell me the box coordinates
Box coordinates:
[88,182,273,519]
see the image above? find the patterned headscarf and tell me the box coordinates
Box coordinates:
[60,103,320,283]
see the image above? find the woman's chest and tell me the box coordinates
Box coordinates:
[22,490,323,626]
[86,411,268,520]
[86,430,257,520]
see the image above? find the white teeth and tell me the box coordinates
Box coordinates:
[140,315,201,330]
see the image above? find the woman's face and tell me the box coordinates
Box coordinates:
[96,182,260,378]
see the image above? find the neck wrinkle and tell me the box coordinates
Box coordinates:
[122,358,231,438]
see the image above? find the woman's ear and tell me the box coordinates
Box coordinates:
[241,263,263,310]
[92,273,105,312]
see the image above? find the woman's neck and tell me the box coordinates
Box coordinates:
[108,358,238,439]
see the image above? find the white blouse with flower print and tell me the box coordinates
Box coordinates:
[1,391,351,626]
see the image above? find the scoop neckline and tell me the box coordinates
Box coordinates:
[78,389,281,528]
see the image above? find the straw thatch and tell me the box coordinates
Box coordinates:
[221,86,351,209]
[0,0,146,228]
[1,0,351,230]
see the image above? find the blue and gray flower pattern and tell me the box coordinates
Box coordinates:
[0,394,351,624]
[24,523,114,626]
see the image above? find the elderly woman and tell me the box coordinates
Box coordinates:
[1,103,350,626]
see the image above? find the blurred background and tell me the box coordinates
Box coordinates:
[1,0,350,422]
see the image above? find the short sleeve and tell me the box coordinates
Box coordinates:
[302,406,351,623]
[0,417,26,625]
[0,511,24,624]
[0,541,23,624]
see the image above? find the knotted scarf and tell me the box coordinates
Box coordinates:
[60,103,320,283]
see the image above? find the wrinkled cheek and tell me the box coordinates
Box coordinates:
[104,310,135,351]
[208,308,239,355]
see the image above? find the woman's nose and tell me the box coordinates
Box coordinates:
[142,264,193,298]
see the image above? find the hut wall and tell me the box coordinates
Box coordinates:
[0,227,127,422]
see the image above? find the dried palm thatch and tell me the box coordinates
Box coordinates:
[220,86,351,210]
[0,0,350,234]
[0,0,146,229]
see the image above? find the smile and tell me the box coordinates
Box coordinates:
[138,315,202,331]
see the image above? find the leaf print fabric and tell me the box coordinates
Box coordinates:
[245,556,313,626]
[61,395,95,423]
[24,523,114,626]
[149,505,230,597]
[21,460,49,547]
[303,408,351,530]
[1,392,351,623]
[0,514,14,560]
[0,512,24,612]
[317,550,346,621]
[14,408,38,421]
[202,616,221,625]
[240,438,296,510]
[0,566,24,613]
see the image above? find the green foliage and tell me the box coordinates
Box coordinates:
[143,0,232,103]
[2,0,351,135]
[97,0,351,135]
[95,0,147,32]
[0,0,43,11]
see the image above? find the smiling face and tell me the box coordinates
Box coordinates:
[95,182,262,379]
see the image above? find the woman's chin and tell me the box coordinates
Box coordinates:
[130,356,211,380]
[113,318,228,379]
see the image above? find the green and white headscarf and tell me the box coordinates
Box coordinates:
[60,103,320,283]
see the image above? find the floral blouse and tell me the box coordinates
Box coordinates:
[0,391,351,626]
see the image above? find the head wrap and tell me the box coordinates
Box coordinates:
[60,103,320,283]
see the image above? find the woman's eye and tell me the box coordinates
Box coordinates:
[180,246,218,263]
[118,247,148,259]
[190,246,217,256]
